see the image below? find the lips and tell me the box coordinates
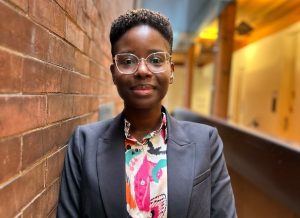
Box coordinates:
[130,84,155,96]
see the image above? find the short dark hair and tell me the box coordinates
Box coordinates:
[109,8,173,56]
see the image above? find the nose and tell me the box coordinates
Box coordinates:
[134,58,152,78]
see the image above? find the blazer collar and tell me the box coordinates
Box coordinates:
[165,109,195,218]
[97,113,127,217]
[97,109,195,218]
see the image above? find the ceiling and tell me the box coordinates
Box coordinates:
[234,0,300,46]
[137,0,233,51]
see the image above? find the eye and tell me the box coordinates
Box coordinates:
[148,54,165,65]
[116,54,138,66]
[121,57,137,66]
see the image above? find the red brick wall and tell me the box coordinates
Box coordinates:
[0,0,133,216]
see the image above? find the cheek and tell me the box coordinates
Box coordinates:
[158,78,170,96]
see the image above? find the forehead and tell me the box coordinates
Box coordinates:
[114,25,170,55]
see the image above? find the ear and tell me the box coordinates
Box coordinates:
[110,63,116,84]
[169,62,175,84]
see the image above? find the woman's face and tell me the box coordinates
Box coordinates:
[111,25,174,110]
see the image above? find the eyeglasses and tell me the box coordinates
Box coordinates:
[113,52,171,74]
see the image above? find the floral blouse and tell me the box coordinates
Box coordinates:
[124,113,168,218]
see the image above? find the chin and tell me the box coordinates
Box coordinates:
[124,99,162,110]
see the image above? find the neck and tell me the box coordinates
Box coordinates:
[124,105,162,134]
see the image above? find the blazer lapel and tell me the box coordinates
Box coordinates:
[97,114,127,217]
[167,114,196,218]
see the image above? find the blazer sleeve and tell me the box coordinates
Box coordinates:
[210,128,237,218]
[57,127,83,218]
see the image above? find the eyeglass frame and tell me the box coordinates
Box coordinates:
[113,51,172,74]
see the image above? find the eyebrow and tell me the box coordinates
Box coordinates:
[116,49,168,56]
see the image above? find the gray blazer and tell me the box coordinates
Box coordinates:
[57,109,236,218]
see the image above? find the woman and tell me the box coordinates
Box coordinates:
[57,9,236,218]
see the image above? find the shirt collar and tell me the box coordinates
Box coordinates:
[124,112,168,143]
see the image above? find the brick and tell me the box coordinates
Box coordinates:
[0,96,47,137]
[43,180,59,213]
[88,78,96,95]
[29,0,66,38]
[47,95,74,123]
[55,0,66,9]
[0,161,45,218]
[90,5,98,25]
[22,59,62,93]
[80,76,89,94]
[28,0,51,30]
[86,19,93,39]
[90,60,102,79]
[73,95,89,116]
[48,207,57,218]
[88,96,99,113]
[68,72,82,94]
[22,122,69,171]
[90,78,99,94]
[7,0,28,12]
[60,69,71,93]
[22,130,43,170]
[92,26,103,48]
[0,3,41,58]
[0,2,50,60]
[22,122,70,170]
[100,53,112,70]
[44,64,63,93]
[102,38,112,62]
[86,111,99,123]
[31,23,52,61]
[22,180,59,218]
[104,70,113,82]
[86,0,94,20]
[75,50,90,75]
[0,137,21,184]
[43,123,69,149]
[22,59,45,93]
[83,34,90,55]
[94,0,102,13]
[0,50,23,93]
[77,3,88,32]
[58,119,82,148]
[89,41,102,64]
[86,0,98,25]
[65,0,78,21]
[97,1,111,25]
[66,18,84,51]
[48,36,75,70]
[46,147,66,186]
[104,69,112,81]
[51,1,66,38]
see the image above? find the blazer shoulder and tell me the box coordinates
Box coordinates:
[170,118,222,152]
[73,117,117,140]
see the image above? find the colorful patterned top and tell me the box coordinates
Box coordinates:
[124,113,168,218]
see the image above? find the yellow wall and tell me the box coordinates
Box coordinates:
[164,65,185,112]
[165,63,214,115]
[191,63,214,115]
[228,21,300,143]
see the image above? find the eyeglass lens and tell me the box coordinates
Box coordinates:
[115,52,170,74]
